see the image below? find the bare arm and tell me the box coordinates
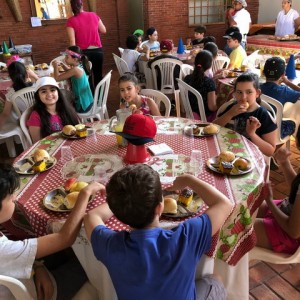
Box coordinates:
[84,202,114,241]
[66,27,76,46]
[53,61,82,81]
[274,148,297,185]
[213,102,243,127]
[166,174,233,235]
[147,98,161,116]
[0,101,13,129]
[29,126,42,143]
[36,182,104,258]
[265,183,300,239]
[207,91,217,112]
[227,8,237,27]
[246,117,277,156]
[98,19,106,34]
[281,76,300,92]
[294,17,300,31]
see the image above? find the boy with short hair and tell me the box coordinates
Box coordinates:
[192,25,207,46]
[84,164,233,300]
[260,56,300,139]
[223,31,247,69]
[0,163,101,299]
[122,34,150,73]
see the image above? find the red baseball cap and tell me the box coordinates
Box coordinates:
[116,114,157,145]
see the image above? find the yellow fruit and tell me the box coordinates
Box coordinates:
[70,181,88,192]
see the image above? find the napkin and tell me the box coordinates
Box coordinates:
[148,143,174,155]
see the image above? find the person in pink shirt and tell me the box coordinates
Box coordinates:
[27,77,79,143]
[66,0,106,92]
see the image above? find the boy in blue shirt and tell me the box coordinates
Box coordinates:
[84,164,232,300]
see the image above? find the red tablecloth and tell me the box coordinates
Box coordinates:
[12,118,266,266]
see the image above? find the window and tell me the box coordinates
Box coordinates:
[189,0,229,26]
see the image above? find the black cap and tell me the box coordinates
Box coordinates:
[223,31,242,43]
[263,57,286,80]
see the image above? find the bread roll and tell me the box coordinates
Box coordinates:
[203,124,219,134]
[219,151,235,163]
[33,149,50,162]
[234,158,250,171]
[129,104,137,111]
[62,125,76,136]
[63,192,79,209]
[163,197,177,214]
[244,102,249,110]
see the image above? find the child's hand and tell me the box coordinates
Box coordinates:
[228,103,246,117]
[246,116,261,135]
[274,147,291,164]
[81,181,106,198]
[52,60,58,68]
[165,174,193,192]
[263,182,274,205]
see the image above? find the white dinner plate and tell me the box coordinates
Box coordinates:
[14,157,57,175]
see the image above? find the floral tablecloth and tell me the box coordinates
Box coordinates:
[13,117,266,266]
[246,34,300,58]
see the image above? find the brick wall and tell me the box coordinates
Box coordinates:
[0,0,258,68]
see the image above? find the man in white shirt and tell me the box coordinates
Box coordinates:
[226,0,252,49]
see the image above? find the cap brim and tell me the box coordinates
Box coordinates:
[113,131,154,145]
[223,35,231,39]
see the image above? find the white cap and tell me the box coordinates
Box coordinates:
[236,0,247,7]
[35,77,59,92]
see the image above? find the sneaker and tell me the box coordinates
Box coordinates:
[270,156,279,171]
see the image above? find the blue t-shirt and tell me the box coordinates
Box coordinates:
[91,214,212,300]
[260,82,300,106]
[219,101,277,139]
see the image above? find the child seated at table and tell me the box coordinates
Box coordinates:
[27,77,79,143]
[0,163,102,299]
[213,72,278,157]
[52,46,93,113]
[260,56,300,139]
[254,147,300,254]
[118,73,160,116]
[122,35,150,73]
[0,60,38,130]
[192,25,207,46]
[141,27,160,52]
[133,28,144,52]
[84,164,232,300]
[223,31,247,69]
[184,50,218,122]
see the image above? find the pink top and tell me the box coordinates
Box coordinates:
[27,111,63,132]
[66,12,102,49]
[140,96,151,115]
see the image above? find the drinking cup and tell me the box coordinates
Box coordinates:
[61,146,73,163]
[94,165,108,183]
[189,150,203,176]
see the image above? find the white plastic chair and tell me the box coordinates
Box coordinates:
[181,64,194,77]
[150,58,183,117]
[20,107,33,147]
[118,47,124,56]
[211,56,230,74]
[140,89,171,117]
[241,50,260,68]
[177,78,207,121]
[77,70,112,123]
[0,62,7,68]
[0,275,33,300]
[11,86,36,117]
[50,55,65,67]
[249,246,300,264]
[0,122,30,157]
[260,94,296,149]
[112,53,130,76]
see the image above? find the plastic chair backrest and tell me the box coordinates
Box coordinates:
[249,245,300,264]
[118,47,124,56]
[177,78,207,121]
[260,94,294,147]
[77,70,112,122]
[140,89,171,117]
[181,64,194,77]
[11,86,36,117]
[241,50,260,67]
[150,58,183,94]
[112,53,130,76]
[50,55,65,67]
[212,56,230,74]
[0,275,33,300]
[20,107,33,147]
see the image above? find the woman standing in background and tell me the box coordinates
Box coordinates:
[66,0,106,92]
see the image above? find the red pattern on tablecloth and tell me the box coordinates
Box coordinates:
[11,119,266,265]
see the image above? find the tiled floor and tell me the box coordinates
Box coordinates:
[1,66,300,299]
